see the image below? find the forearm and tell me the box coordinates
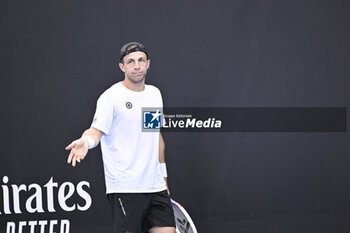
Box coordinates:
[159,133,170,194]
[159,132,166,163]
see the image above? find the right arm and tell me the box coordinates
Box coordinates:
[66,127,103,167]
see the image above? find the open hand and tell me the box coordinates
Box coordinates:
[66,138,89,167]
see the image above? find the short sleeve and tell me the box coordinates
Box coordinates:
[158,88,163,108]
[91,90,116,135]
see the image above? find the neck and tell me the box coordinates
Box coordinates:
[122,79,145,92]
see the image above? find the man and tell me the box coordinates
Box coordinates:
[65,42,176,233]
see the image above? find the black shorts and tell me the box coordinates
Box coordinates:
[107,190,175,233]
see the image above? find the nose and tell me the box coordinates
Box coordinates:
[134,61,141,70]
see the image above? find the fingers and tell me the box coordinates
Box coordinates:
[68,153,86,167]
[66,146,86,168]
[67,151,74,164]
[66,139,88,167]
[72,156,77,167]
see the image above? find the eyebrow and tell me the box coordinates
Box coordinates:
[126,57,146,63]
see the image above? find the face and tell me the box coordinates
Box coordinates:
[119,51,150,84]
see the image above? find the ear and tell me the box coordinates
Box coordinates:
[119,62,125,72]
[147,59,151,70]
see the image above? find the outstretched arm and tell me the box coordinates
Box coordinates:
[66,127,103,167]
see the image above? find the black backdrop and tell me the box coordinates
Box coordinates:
[1,0,350,232]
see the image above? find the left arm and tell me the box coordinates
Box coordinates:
[159,132,170,194]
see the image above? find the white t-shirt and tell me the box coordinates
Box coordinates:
[91,82,166,193]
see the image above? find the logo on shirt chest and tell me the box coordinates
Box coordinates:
[125,102,133,109]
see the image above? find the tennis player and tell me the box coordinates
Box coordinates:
[66,42,176,233]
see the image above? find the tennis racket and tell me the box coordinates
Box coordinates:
[171,199,198,233]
